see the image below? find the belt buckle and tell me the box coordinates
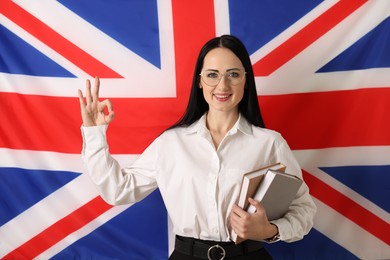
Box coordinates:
[207,244,226,260]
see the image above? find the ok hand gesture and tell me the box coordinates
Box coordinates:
[78,77,115,127]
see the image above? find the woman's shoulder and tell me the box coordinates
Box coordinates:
[250,125,291,147]
[252,125,283,139]
[157,125,191,140]
[162,116,204,137]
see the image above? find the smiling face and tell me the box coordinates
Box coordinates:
[200,47,246,115]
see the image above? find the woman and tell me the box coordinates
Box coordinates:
[78,35,316,259]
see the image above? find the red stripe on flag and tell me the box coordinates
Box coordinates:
[252,0,368,76]
[3,196,113,259]
[2,88,389,153]
[172,0,216,98]
[303,170,390,245]
[0,0,122,78]
[0,92,178,154]
[260,87,390,150]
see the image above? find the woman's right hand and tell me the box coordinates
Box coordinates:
[78,77,115,127]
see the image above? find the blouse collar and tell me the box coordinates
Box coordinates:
[184,113,253,136]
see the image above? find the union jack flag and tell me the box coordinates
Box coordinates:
[1,0,389,259]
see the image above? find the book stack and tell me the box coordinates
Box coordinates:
[231,162,303,244]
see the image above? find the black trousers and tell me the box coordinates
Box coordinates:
[169,246,273,260]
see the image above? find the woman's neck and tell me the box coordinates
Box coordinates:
[206,111,239,148]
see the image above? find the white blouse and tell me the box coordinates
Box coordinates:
[81,114,316,243]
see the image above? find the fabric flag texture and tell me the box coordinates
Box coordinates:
[1,0,389,259]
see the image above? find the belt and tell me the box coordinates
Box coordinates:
[174,235,263,260]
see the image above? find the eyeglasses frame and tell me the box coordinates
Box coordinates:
[199,69,247,87]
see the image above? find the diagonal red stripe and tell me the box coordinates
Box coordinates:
[3,196,113,259]
[252,0,368,76]
[303,170,390,245]
[0,0,122,78]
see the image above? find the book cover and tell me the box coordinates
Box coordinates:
[247,169,303,221]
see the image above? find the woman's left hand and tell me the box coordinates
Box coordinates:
[78,77,115,127]
[230,198,278,241]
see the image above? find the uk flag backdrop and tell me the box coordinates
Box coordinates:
[1,0,390,259]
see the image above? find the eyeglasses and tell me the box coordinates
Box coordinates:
[199,69,246,87]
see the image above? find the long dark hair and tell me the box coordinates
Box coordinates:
[168,35,265,129]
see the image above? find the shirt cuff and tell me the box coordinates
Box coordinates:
[81,124,109,149]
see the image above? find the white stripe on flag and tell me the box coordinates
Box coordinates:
[294,146,390,223]
[213,0,230,36]
[0,148,139,172]
[250,0,339,63]
[36,204,131,259]
[313,198,390,259]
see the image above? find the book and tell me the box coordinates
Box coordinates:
[236,162,287,211]
[247,169,303,221]
[231,162,286,243]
